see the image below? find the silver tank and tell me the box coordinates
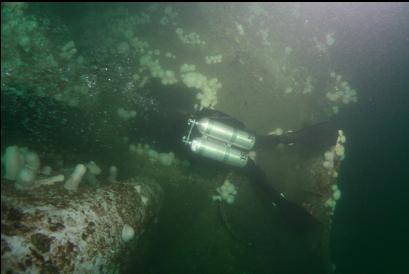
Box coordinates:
[189,137,248,167]
[196,118,255,150]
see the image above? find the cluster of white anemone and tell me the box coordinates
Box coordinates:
[326,72,358,114]
[212,179,237,204]
[322,129,347,177]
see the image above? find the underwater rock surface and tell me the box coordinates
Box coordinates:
[1,179,162,273]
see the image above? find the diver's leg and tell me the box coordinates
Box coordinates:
[242,160,322,232]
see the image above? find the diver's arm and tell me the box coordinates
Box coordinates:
[253,134,283,149]
[254,119,340,150]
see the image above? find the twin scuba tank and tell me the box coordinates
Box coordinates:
[182,117,255,167]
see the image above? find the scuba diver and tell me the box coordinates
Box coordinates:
[162,107,336,232]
